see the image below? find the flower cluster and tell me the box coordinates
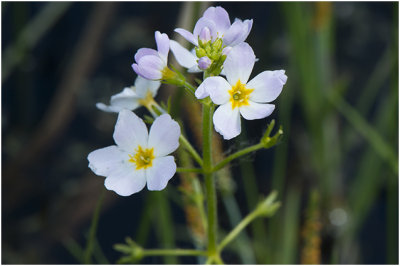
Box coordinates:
[88,6,287,196]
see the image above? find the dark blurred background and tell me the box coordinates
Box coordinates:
[2,2,398,264]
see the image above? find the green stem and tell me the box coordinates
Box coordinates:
[202,103,218,256]
[217,210,259,253]
[142,249,208,257]
[182,80,197,95]
[84,189,105,264]
[179,135,204,167]
[212,143,265,173]
[205,253,225,264]
[176,167,203,173]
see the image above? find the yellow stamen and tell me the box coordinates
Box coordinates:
[129,145,155,170]
[138,91,156,110]
[228,80,254,109]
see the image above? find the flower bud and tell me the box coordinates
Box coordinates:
[195,47,207,58]
[198,56,212,70]
[205,42,212,54]
[210,50,221,61]
[255,191,281,217]
[260,120,283,148]
[212,38,223,51]
[199,27,212,43]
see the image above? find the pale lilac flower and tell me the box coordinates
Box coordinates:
[88,110,180,196]
[96,76,160,113]
[132,31,170,80]
[175,6,253,47]
[196,43,287,140]
[170,6,253,72]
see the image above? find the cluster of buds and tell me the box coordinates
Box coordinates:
[195,37,226,74]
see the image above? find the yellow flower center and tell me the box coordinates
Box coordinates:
[138,91,156,110]
[228,80,254,109]
[129,145,155,170]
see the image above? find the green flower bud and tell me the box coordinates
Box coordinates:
[205,44,212,55]
[255,191,281,217]
[210,52,220,61]
[260,120,283,148]
[212,38,223,51]
[195,47,207,58]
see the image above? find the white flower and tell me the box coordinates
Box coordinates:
[96,76,161,113]
[196,43,287,140]
[88,110,180,196]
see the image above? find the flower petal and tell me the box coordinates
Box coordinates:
[104,164,146,196]
[134,55,164,80]
[155,31,169,63]
[213,103,241,140]
[111,88,139,107]
[148,114,180,157]
[88,145,128,176]
[146,156,176,191]
[240,102,275,120]
[135,48,158,62]
[97,88,139,113]
[199,27,212,43]
[134,76,160,98]
[247,70,287,103]
[175,28,197,46]
[223,42,255,85]
[96,103,121,113]
[203,6,231,35]
[194,81,209,99]
[113,110,148,152]
[198,76,231,104]
[188,64,201,73]
[223,19,253,47]
[169,40,198,69]
[193,17,217,41]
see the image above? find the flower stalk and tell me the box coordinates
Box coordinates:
[202,103,218,256]
[114,237,208,263]
[217,191,281,253]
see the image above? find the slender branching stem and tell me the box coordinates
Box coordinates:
[182,80,197,95]
[202,103,218,257]
[142,249,208,257]
[212,143,265,173]
[217,209,259,253]
[179,135,204,167]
